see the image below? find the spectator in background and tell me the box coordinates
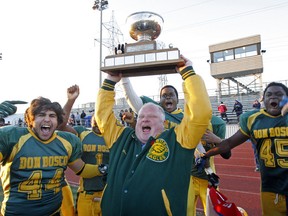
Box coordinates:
[217,101,229,123]
[252,99,261,109]
[118,110,125,125]
[70,112,76,126]
[84,114,92,127]
[232,100,243,122]
[80,110,86,126]
[18,118,23,127]
[75,112,81,125]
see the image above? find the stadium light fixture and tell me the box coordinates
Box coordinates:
[92,0,109,88]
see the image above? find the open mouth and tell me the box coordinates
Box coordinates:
[41,125,51,134]
[165,102,173,108]
[270,101,278,108]
[142,126,151,132]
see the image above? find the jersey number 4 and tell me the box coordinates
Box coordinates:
[18,168,63,200]
[260,139,288,168]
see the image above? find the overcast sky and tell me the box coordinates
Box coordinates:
[1,0,288,114]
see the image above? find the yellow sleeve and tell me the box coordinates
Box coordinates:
[77,164,102,178]
[175,74,212,149]
[95,86,125,149]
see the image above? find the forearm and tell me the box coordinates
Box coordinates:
[120,78,143,113]
[58,98,77,129]
[205,140,231,157]
[212,129,231,159]
[59,125,77,135]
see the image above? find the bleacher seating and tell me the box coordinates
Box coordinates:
[209,93,262,123]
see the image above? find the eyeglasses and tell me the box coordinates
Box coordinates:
[161,94,177,99]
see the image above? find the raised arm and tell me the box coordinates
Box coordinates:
[120,77,143,113]
[95,73,126,148]
[175,55,212,149]
[57,85,79,134]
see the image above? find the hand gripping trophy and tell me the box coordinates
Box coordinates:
[101,11,184,77]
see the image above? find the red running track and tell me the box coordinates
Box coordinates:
[197,141,262,215]
[66,141,261,215]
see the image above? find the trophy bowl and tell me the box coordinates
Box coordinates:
[101,11,184,77]
[126,11,164,42]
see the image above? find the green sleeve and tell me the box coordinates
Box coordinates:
[211,115,226,139]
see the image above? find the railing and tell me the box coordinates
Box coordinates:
[225,124,239,138]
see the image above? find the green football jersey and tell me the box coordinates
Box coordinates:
[0,126,82,215]
[240,109,288,194]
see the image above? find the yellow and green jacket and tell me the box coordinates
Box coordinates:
[96,66,212,216]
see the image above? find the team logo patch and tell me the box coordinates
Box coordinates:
[146,138,169,162]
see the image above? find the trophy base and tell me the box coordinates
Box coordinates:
[101,48,184,77]
[101,58,184,77]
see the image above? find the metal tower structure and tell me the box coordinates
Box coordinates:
[95,10,124,55]
[158,75,168,93]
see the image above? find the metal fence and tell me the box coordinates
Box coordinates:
[225,124,239,138]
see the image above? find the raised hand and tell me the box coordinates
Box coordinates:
[122,111,135,126]
[67,84,80,101]
[176,55,192,73]
[280,96,288,116]
[0,100,27,117]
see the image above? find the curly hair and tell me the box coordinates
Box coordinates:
[25,97,64,128]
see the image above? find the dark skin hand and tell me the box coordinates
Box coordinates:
[206,130,248,157]
[202,130,231,159]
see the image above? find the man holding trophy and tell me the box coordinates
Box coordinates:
[96,11,212,215]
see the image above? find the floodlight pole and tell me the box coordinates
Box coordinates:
[99,9,103,88]
[93,0,108,88]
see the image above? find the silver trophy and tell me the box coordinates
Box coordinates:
[101,11,184,77]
